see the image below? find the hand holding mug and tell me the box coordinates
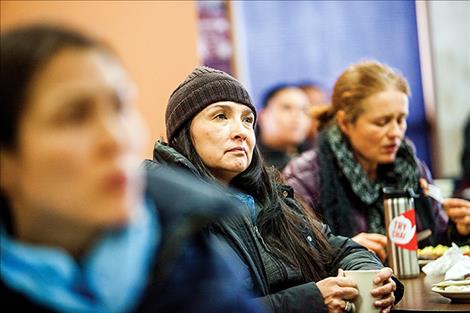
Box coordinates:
[371,267,396,313]
[344,268,396,313]
[317,269,358,312]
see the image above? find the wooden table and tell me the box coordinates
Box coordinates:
[392,273,470,312]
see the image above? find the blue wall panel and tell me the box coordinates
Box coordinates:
[234,0,431,168]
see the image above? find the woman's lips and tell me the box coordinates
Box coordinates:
[104,172,128,193]
[384,144,399,154]
[226,146,246,153]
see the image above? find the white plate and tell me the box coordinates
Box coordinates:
[432,287,470,303]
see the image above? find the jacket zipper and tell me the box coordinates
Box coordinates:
[253,225,271,253]
[253,225,288,282]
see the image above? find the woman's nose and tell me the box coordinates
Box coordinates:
[96,114,126,156]
[388,120,404,138]
[230,119,248,140]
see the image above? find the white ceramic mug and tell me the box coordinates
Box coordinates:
[344,270,381,313]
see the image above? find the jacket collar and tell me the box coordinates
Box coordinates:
[152,140,295,201]
[152,141,202,178]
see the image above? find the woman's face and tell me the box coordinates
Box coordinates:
[259,87,312,147]
[1,48,147,230]
[190,101,256,184]
[339,89,409,168]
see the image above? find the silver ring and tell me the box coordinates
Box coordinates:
[344,300,355,312]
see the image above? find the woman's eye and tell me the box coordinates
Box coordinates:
[62,99,92,124]
[215,113,227,120]
[374,119,387,127]
[243,116,254,124]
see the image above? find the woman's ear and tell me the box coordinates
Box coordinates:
[335,110,349,135]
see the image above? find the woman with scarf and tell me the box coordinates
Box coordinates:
[284,61,469,263]
[146,66,402,313]
[0,24,261,313]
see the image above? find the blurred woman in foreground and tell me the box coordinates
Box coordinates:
[0,24,260,313]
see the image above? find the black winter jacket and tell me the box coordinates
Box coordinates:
[146,141,404,313]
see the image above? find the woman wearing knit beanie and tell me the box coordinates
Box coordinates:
[146,66,402,313]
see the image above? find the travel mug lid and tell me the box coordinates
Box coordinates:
[382,187,418,199]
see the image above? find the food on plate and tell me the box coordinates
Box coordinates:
[444,285,470,292]
[433,279,470,292]
[418,245,470,260]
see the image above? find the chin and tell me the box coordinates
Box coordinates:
[96,198,136,228]
[227,160,250,172]
[232,166,248,175]
[380,155,397,164]
[288,135,307,145]
[105,208,133,229]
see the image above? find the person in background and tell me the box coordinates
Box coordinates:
[299,82,328,107]
[442,115,470,241]
[455,116,470,200]
[284,61,469,263]
[299,82,331,146]
[0,24,261,313]
[257,84,312,171]
[147,66,403,313]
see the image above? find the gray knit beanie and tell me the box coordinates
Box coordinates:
[165,66,256,142]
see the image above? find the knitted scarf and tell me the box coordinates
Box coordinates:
[318,125,420,236]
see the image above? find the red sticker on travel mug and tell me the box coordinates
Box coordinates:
[388,208,418,251]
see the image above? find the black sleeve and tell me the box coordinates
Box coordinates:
[252,283,328,313]
[139,164,263,313]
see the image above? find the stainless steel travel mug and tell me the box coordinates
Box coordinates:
[383,187,420,279]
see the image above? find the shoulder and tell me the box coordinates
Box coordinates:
[416,159,433,181]
[138,168,260,312]
[283,148,320,179]
[144,166,241,226]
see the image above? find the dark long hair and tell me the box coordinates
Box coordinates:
[170,123,333,281]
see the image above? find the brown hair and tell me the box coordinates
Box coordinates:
[318,60,410,130]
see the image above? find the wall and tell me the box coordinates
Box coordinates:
[1,0,200,157]
[428,1,470,177]
[232,1,432,169]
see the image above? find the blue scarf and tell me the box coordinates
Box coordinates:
[0,198,159,313]
[234,193,257,223]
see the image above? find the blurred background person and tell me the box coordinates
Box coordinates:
[299,82,331,147]
[257,84,312,171]
[284,61,469,263]
[441,115,470,241]
[299,82,328,107]
[148,66,403,313]
[0,24,261,313]
[455,115,470,200]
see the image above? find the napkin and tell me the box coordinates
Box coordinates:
[422,243,470,279]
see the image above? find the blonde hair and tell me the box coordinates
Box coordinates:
[318,60,410,129]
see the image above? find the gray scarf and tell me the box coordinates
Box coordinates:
[326,125,420,233]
